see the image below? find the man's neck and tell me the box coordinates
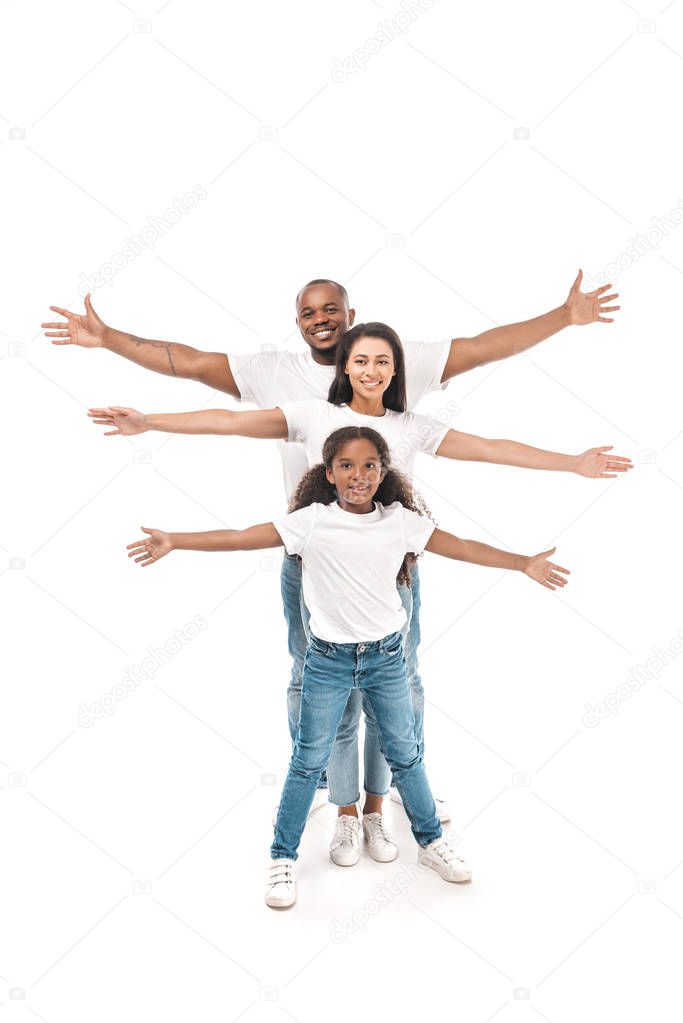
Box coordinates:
[309,349,337,367]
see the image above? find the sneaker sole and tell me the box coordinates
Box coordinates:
[366,845,399,863]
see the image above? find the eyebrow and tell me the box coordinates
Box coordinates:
[351,352,390,358]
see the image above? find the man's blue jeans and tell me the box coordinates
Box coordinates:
[280,553,425,805]
[271,631,441,861]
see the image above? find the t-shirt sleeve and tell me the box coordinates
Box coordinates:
[401,339,451,405]
[277,399,320,444]
[401,507,436,556]
[272,504,321,557]
[404,411,450,457]
[228,350,270,405]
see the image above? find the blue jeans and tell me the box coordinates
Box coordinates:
[271,631,441,861]
[281,553,425,804]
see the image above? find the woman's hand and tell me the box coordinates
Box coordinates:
[520,547,570,590]
[88,406,148,436]
[574,445,633,478]
[127,527,173,567]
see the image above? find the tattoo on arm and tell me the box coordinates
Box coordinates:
[132,335,177,376]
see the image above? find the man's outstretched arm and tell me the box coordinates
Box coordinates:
[42,294,240,396]
[441,269,620,382]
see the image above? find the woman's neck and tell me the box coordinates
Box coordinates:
[347,394,386,417]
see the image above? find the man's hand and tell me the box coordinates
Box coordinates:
[88,406,148,436]
[521,547,570,591]
[574,445,633,479]
[127,527,173,567]
[565,269,620,325]
[42,294,107,348]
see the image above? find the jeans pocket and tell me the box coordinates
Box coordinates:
[382,635,404,658]
[308,634,330,657]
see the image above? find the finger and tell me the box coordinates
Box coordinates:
[596,446,613,452]
[591,283,613,295]
[84,293,92,310]
[539,579,556,590]
[50,339,73,345]
[549,563,570,574]
[103,430,120,436]
[48,305,74,318]
[599,305,620,313]
[42,322,70,329]
[134,553,153,563]
[44,331,70,338]
[572,268,583,290]
[597,316,614,323]
[598,292,619,302]
[127,540,148,550]
[90,420,113,425]
[540,547,557,558]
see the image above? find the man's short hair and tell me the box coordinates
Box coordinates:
[296,279,349,307]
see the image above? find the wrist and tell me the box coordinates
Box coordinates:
[512,554,530,573]
[559,301,572,328]
[99,325,118,350]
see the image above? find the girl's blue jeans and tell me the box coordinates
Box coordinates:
[271,630,442,861]
[280,553,424,805]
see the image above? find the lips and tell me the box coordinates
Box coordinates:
[310,327,335,340]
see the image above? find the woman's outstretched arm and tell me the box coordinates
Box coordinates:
[434,429,633,479]
[88,405,288,439]
[424,528,570,591]
[127,523,283,567]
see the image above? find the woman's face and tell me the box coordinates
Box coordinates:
[344,337,396,400]
[325,438,385,511]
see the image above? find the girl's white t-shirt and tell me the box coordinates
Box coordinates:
[277,400,449,482]
[273,501,436,643]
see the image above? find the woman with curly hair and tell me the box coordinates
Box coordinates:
[90,322,631,866]
[126,425,571,908]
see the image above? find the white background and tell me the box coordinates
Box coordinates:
[2,0,683,1020]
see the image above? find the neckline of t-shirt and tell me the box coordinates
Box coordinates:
[339,403,390,420]
[330,501,383,520]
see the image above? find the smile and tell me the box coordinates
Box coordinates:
[312,328,335,339]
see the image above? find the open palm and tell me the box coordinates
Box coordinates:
[42,293,106,347]
[565,269,620,325]
[127,528,173,567]
[88,406,148,436]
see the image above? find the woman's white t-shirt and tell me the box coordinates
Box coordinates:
[273,501,437,643]
[277,400,449,482]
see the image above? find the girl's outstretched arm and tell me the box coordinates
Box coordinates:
[127,523,283,567]
[424,528,570,591]
[88,405,288,439]
[435,429,632,479]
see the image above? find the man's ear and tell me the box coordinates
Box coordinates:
[348,307,356,327]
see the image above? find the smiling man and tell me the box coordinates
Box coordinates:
[43,271,620,863]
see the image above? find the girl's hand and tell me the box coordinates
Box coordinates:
[574,445,633,478]
[127,527,173,567]
[522,547,570,590]
[88,406,148,436]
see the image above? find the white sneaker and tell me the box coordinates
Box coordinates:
[265,858,297,908]
[272,787,328,827]
[418,836,472,883]
[329,814,362,866]
[362,812,399,862]
[390,786,451,824]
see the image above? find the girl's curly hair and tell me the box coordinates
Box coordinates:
[288,426,435,586]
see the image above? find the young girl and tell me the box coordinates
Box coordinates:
[126,425,571,908]
[91,322,630,865]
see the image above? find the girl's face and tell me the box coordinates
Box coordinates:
[325,438,385,513]
[344,337,395,400]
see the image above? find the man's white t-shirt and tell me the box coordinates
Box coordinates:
[278,400,449,482]
[273,501,437,642]
[229,341,450,501]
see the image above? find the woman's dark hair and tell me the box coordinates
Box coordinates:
[289,426,434,586]
[327,322,407,413]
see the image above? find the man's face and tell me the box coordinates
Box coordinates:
[295,283,356,356]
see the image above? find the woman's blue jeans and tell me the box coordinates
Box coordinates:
[280,553,425,806]
[271,631,441,861]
